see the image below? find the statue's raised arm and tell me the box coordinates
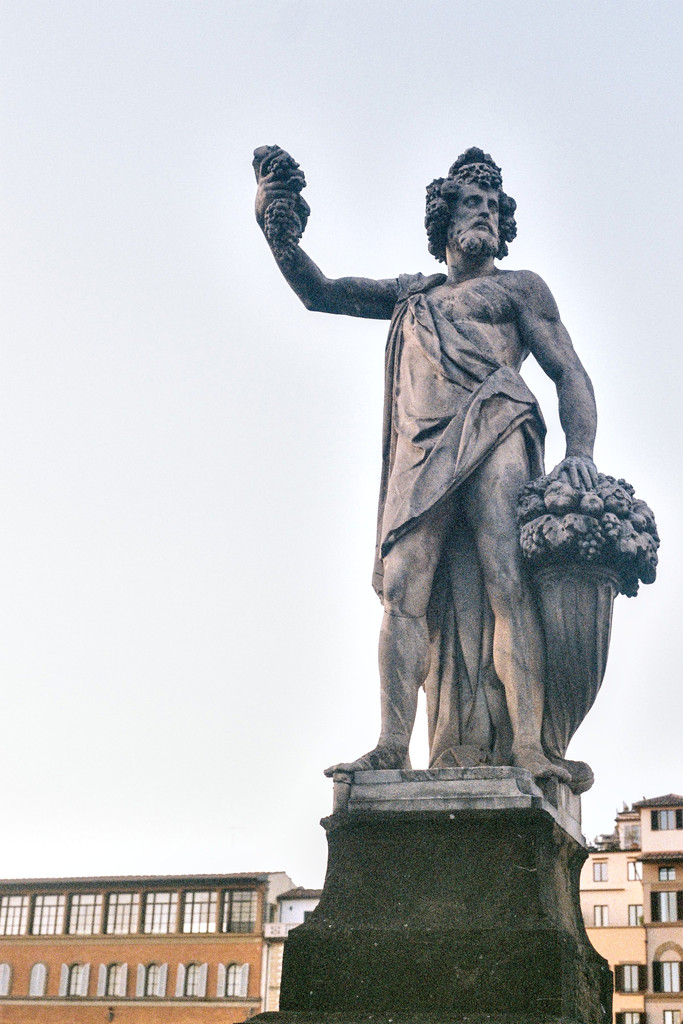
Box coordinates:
[253,145,398,320]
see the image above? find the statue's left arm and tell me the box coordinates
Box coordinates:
[514,271,598,490]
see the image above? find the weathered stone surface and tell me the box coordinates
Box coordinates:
[254,144,639,793]
[252,780,610,1024]
[332,767,582,844]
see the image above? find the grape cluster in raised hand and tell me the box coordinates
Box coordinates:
[253,145,309,265]
[264,198,305,263]
[517,472,659,597]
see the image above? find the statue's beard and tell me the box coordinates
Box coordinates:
[455,227,498,259]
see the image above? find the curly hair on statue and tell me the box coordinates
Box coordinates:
[425,147,517,262]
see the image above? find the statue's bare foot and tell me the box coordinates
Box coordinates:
[549,756,594,794]
[512,745,572,783]
[323,744,411,778]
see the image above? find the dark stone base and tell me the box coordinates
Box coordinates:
[261,778,611,1024]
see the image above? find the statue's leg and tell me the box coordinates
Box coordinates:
[462,433,571,784]
[324,502,451,777]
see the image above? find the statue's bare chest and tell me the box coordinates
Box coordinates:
[428,276,516,326]
[426,276,525,368]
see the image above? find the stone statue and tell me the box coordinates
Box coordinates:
[252,145,656,793]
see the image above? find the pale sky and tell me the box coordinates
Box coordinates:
[0,0,681,888]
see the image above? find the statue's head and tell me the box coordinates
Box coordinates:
[425,148,517,263]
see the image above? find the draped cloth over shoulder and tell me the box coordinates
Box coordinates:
[373,272,546,767]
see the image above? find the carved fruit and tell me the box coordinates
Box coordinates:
[580,492,605,516]
[601,484,632,517]
[544,480,578,513]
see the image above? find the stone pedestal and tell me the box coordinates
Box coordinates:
[250,768,611,1024]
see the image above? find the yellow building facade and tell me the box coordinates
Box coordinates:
[581,794,683,1024]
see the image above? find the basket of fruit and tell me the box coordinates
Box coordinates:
[517,473,659,767]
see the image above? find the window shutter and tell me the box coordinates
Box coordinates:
[175,963,185,997]
[29,963,46,997]
[80,963,90,997]
[159,963,168,997]
[119,963,128,997]
[614,965,624,992]
[97,964,106,997]
[651,892,660,922]
[616,1014,625,1024]
[239,963,249,998]
[638,964,648,991]
[651,810,659,830]
[652,960,662,992]
[217,963,226,997]
[198,962,207,997]
[136,964,145,997]
[676,809,683,829]
[677,891,683,921]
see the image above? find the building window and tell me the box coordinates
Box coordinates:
[628,904,644,926]
[664,1011,681,1024]
[221,962,249,997]
[616,1014,642,1024]
[186,964,201,997]
[106,963,127,998]
[653,960,681,993]
[175,962,207,998]
[615,964,643,993]
[0,896,29,936]
[222,890,257,933]
[593,905,608,927]
[66,963,90,997]
[652,891,683,923]
[29,963,47,997]
[182,891,217,933]
[627,861,643,881]
[660,866,677,881]
[142,962,167,997]
[68,894,103,935]
[0,964,11,997]
[593,861,608,882]
[652,809,683,831]
[143,892,178,934]
[106,893,139,935]
[32,895,66,935]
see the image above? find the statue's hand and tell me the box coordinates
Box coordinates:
[548,455,599,491]
[253,145,307,230]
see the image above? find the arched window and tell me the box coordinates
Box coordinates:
[145,963,160,997]
[106,963,127,998]
[29,962,47,997]
[185,963,200,997]
[0,964,11,997]
[138,962,167,997]
[58,962,89,997]
[175,962,207,998]
[222,962,249,997]
[67,962,89,997]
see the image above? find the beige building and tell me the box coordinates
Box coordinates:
[581,794,683,1024]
